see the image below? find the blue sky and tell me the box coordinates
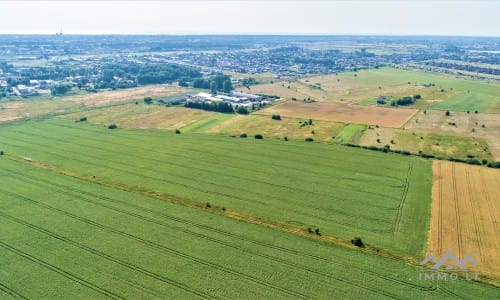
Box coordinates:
[0,1,498,36]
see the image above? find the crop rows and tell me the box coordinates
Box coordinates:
[0,158,496,299]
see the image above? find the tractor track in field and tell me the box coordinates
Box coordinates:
[0,282,27,300]
[0,241,124,300]
[0,193,312,300]
[0,212,220,300]
[0,138,392,234]
[438,162,443,255]
[1,169,441,296]
[451,164,464,259]
[392,164,413,239]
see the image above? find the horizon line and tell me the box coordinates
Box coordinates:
[0,33,499,38]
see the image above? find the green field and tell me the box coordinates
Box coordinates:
[0,157,497,299]
[333,124,367,144]
[431,91,499,113]
[180,113,236,133]
[0,119,431,257]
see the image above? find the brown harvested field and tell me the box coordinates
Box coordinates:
[430,160,500,277]
[61,85,189,107]
[256,100,417,128]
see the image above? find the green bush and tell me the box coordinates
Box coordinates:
[305,137,314,142]
[254,134,263,139]
[351,237,365,248]
[466,158,481,165]
[175,129,181,134]
[107,124,117,129]
[240,133,248,138]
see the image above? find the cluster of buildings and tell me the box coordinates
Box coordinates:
[188,91,270,107]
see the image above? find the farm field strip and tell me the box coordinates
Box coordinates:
[3,126,403,204]
[4,131,404,218]
[4,122,408,199]
[430,160,500,277]
[0,137,394,235]
[2,159,492,299]
[0,120,432,255]
[33,120,414,178]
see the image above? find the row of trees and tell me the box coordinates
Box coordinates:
[185,101,234,113]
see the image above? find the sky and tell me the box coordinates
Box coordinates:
[0,1,498,36]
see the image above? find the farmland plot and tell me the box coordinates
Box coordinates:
[0,119,431,256]
[256,100,417,128]
[430,160,500,277]
[0,156,498,298]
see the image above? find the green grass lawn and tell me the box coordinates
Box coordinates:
[0,157,497,299]
[0,119,431,257]
[333,124,367,144]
